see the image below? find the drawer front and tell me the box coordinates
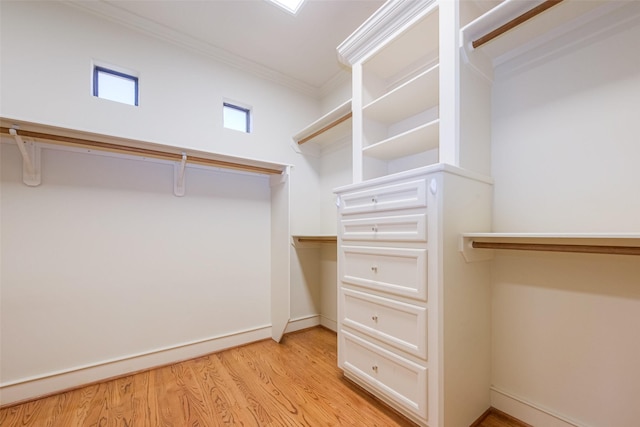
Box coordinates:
[342,288,427,358]
[341,246,427,301]
[341,214,427,242]
[341,331,428,419]
[339,179,427,215]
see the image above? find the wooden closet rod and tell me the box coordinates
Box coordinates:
[472,0,565,49]
[296,237,337,243]
[0,127,283,175]
[471,241,640,256]
[297,112,352,145]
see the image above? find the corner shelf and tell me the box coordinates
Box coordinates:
[292,100,352,146]
[460,232,640,262]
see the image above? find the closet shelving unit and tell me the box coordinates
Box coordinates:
[459,0,640,264]
[356,3,441,181]
[291,98,352,244]
[289,99,354,333]
[1,116,293,342]
[460,0,631,80]
[290,99,352,246]
[336,1,497,426]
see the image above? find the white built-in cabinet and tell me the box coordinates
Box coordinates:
[332,0,640,426]
[335,1,495,425]
[335,164,492,427]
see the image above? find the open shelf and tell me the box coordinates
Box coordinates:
[293,100,352,146]
[1,117,289,176]
[460,232,640,261]
[363,64,439,124]
[363,119,439,160]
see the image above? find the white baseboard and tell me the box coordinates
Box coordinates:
[491,387,586,427]
[320,315,337,332]
[0,325,272,406]
[284,314,321,333]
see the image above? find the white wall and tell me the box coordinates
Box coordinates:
[490,19,640,427]
[0,142,272,397]
[0,0,332,403]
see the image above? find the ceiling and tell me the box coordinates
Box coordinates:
[67,0,386,97]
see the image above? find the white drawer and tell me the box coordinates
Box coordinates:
[341,246,427,301]
[341,330,428,419]
[342,288,427,358]
[341,214,427,242]
[339,179,427,215]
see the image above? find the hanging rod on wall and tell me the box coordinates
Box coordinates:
[297,112,352,145]
[471,241,640,256]
[472,0,565,49]
[0,126,284,175]
[459,233,640,262]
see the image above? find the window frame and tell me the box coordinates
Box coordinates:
[223,102,252,133]
[93,66,139,106]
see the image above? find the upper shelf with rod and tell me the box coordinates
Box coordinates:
[292,99,352,147]
[459,232,640,262]
[1,117,291,195]
[460,0,639,80]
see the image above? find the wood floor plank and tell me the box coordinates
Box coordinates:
[0,327,527,427]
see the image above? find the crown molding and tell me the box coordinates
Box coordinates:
[318,68,351,98]
[337,0,438,66]
[62,1,320,98]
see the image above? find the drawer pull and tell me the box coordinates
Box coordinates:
[371,225,378,232]
[370,266,378,273]
[371,197,377,203]
[372,365,378,372]
[371,315,378,322]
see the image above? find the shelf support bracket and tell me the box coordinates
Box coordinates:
[10,128,41,186]
[459,235,494,263]
[271,165,290,187]
[173,152,187,197]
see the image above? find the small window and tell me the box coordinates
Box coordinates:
[223,102,251,133]
[93,66,138,106]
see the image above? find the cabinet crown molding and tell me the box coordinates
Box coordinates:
[337,0,438,66]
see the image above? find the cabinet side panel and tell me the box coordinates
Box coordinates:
[441,172,493,426]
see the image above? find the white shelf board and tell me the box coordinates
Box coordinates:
[460,232,640,262]
[363,64,439,124]
[460,0,620,65]
[363,119,439,160]
[1,117,290,175]
[293,100,351,146]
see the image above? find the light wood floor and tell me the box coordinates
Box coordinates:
[0,327,525,426]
